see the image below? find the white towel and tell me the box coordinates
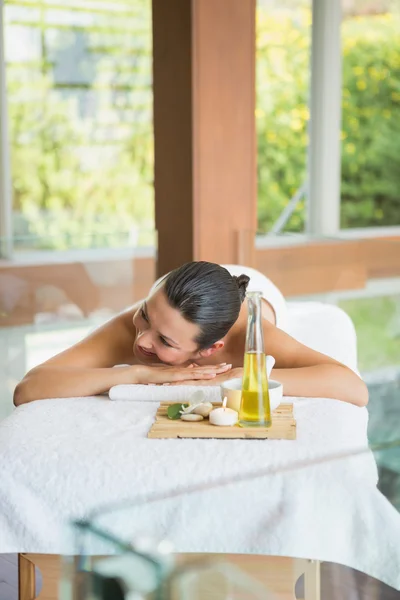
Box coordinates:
[287,301,359,373]
[222,264,289,331]
[2,395,400,590]
[109,384,221,403]
[109,356,275,403]
[3,302,397,588]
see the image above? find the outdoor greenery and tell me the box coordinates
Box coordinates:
[6,0,154,250]
[5,3,400,249]
[339,295,400,372]
[257,9,400,233]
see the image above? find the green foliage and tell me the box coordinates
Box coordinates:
[9,77,154,249]
[7,1,154,250]
[167,404,188,420]
[256,9,310,233]
[256,10,400,233]
[339,295,400,372]
[7,5,400,248]
[340,15,400,228]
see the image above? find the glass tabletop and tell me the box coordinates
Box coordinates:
[60,398,400,600]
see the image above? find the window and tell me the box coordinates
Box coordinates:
[340,3,400,229]
[256,0,400,237]
[256,0,311,235]
[2,0,154,252]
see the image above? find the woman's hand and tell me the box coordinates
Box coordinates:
[167,367,244,386]
[131,363,233,385]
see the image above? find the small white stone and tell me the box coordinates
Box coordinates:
[180,413,204,422]
[193,402,213,417]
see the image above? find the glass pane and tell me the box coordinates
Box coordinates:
[3,0,154,251]
[280,236,400,513]
[256,0,311,235]
[63,436,400,598]
[0,229,157,419]
[340,2,400,229]
[61,553,278,599]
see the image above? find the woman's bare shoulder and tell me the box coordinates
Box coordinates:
[41,302,141,370]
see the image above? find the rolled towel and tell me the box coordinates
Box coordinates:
[109,356,275,402]
[109,384,221,403]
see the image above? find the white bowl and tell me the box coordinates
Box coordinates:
[220,378,283,413]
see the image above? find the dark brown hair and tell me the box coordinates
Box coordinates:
[164,262,250,348]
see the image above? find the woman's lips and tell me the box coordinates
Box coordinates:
[138,345,157,358]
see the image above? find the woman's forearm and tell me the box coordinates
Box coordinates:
[13,366,135,406]
[272,364,368,406]
[13,362,232,405]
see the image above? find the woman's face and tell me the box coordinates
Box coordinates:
[132,286,202,365]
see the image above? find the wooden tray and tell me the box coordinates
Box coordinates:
[148,402,296,440]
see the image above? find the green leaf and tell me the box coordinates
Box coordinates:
[167,403,188,420]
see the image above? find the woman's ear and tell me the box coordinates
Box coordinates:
[197,340,225,358]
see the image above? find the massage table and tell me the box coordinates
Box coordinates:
[1,302,400,596]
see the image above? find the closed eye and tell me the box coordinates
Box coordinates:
[159,335,172,348]
[140,303,177,348]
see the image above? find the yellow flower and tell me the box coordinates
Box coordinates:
[368,67,380,80]
[303,10,312,27]
[345,39,356,50]
[291,118,303,132]
[356,80,367,91]
[298,106,310,120]
[345,143,356,155]
[255,108,265,118]
[341,131,347,140]
[353,66,364,76]
[267,131,277,142]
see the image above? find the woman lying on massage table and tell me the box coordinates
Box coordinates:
[14,261,368,407]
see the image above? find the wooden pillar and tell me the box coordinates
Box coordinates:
[152,0,257,277]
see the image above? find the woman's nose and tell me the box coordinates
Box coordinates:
[137,330,154,349]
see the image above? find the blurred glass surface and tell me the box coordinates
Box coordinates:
[3,0,153,252]
[0,229,156,419]
[256,0,311,235]
[256,0,400,233]
[60,433,400,599]
[340,1,400,229]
